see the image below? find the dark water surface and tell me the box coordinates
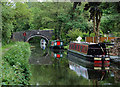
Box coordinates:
[29,44,120,86]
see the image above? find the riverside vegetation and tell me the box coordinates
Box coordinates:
[2,42,31,85]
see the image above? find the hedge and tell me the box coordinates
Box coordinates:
[2,42,31,85]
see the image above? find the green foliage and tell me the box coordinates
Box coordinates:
[28,36,41,43]
[100,2,120,36]
[2,2,120,45]
[2,42,31,85]
[27,2,72,30]
[100,14,120,35]
[103,40,111,43]
[13,2,32,32]
[2,2,32,44]
[67,29,83,41]
[64,45,69,49]
[99,29,104,37]
[2,2,15,44]
[90,33,95,37]
[67,29,89,42]
[113,32,120,37]
[51,36,55,40]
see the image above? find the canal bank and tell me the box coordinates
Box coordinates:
[2,42,31,85]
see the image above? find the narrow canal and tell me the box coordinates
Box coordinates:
[29,43,120,86]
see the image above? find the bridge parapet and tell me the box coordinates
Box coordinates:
[12,30,54,42]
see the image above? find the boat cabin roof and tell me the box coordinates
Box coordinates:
[51,40,63,42]
[70,41,97,45]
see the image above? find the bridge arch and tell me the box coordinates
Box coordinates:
[12,30,54,42]
[26,35,49,44]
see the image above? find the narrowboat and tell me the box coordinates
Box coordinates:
[67,51,110,70]
[40,39,46,50]
[50,40,63,49]
[68,42,110,62]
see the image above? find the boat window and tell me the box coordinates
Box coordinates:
[80,46,82,52]
[84,46,87,53]
[79,45,81,51]
[82,46,85,52]
[70,44,72,49]
[76,45,78,50]
[75,44,77,50]
[72,44,74,49]
[78,45,80,51]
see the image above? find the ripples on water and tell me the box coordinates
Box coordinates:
[29,43,120,86]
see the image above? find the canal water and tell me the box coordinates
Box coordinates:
[29,43,120,86]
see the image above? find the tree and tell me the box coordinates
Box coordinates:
[84,2,102,43]
[13,2,32,32]
[84,2,120,42]
[2,2,15,44]
[27,2,72,39]
[100,2,120,36]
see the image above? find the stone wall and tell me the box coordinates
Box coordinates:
[12,30,54,42]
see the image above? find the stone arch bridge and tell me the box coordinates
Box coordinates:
[12,30,54,43]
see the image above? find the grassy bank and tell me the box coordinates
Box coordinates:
[2,42,31,85]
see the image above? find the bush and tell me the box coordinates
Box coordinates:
[67,29,83,41]
[2,42,31,85]
[103,40,111,43]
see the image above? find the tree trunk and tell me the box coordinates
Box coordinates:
[96,12,102,43]
[93,11,97,43]
[93,10,102,43]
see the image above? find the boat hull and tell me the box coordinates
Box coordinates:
[67,50,110,70]
[67,49,94,62]
[67,49,110,62]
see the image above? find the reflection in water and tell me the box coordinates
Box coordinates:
[29,44,120,86]
[40,39,46,50]
[29,45,93,85]
[67,52,110,86]
[29,44,52,65]
[50,49,63,58]
[69,61,108,81]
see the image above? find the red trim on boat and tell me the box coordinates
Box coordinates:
[94,61,102,63]
[94,64,102,67]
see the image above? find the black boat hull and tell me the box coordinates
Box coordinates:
[67,50,110,70]
[67,50,94,62]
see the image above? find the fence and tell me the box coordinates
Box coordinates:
[85,37,116,43]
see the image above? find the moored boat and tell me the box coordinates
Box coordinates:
[68,41,110,62]
[50,40,63,49]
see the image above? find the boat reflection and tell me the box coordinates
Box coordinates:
[67,52,110,81]
[50,49,63,59]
